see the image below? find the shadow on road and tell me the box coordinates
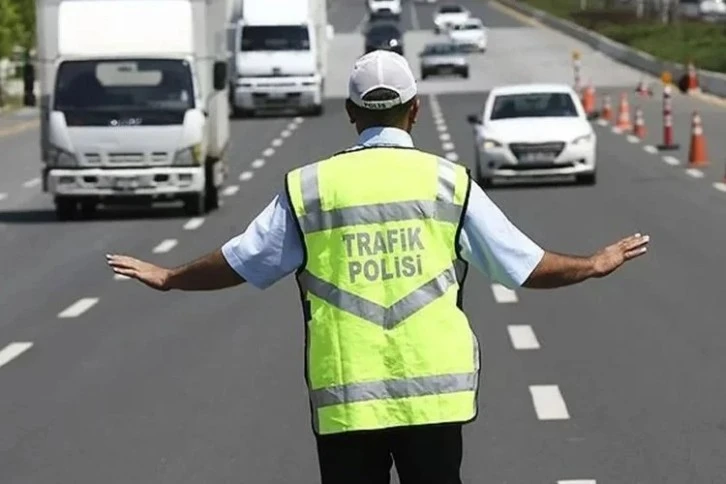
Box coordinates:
[0,205,188,224]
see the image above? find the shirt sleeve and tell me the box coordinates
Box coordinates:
[458,181,545,288]
[221,189,304,290]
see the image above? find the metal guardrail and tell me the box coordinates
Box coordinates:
[495,0,726,98]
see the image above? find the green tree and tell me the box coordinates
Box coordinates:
[0,0,21,106]
[11,0,35,50]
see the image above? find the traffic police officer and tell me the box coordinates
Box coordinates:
[107,50,650,483]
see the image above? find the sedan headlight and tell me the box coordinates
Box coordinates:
[571,133,594,145]
[173,144,202,166]
[482,139,503,150]
[47,145,78,167]
[389,38,399,47]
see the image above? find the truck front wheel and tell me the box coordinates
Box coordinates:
[183,193,205,216]
[54,197,77,221]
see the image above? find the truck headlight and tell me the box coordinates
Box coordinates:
[483,139,502,150]
[572,133,593,145]
[47,145,78,167]
[173,144,202,166]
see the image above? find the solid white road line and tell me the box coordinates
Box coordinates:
[0,193,6,201]
[491,283,518,303]
[685,168,704,178]
[507,325,540,350]
[643,145,658,154]
[271,138,283,147]
[239,171,254,181]
[445,152,459,162]
[152,239,178,254]
[183,217,205,230]
[263,147,275,157]
[529,385,570,420]
[558,480,596,484]
[713,182,726,192]
[251,159,265,169]
[0,342,33,370]
[663,156,680,166]
[222,185,240,196]
[442,142,455,151]
[58,298,99,318]
[23,177,40,188]
[627,135,640,143]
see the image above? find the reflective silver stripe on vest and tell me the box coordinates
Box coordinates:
[297,158,461,234]
[298,265,458,330]
[311,371,478,409]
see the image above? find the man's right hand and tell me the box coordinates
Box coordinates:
[106,254,171,291]
[590,233,650,278]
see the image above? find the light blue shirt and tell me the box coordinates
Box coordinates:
[222,127,544,290]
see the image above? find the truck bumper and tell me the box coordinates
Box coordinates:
[45,166,205,198]
[233,84,322,112]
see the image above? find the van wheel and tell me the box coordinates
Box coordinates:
[54,197,77,221]
[183,193,206,216]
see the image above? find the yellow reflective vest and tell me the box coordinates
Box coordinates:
[284,146,480,435]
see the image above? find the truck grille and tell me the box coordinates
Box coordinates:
[109,153,145,164]
[509,142,565,162]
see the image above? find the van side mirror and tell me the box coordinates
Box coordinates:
[213,61,227,91]
[467,114,480,125]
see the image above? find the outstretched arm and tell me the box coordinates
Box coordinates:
[522,233,649,289]
[106,249,244,291]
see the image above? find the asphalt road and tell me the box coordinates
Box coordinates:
[2,0,726,482]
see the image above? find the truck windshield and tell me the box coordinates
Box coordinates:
[54,59,194,118]
[241,25,310,51]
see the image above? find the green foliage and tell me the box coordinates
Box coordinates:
[522,0,726,73]
[0,0,21,58]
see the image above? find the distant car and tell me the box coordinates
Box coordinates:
[367,0,402,16]
[415,0,437,3]
[467,83,597,187]
[433,4,471,34]
[419,42,469,79]
[369,8,400,22]
[447,18,487,52]
[364,21,404,55]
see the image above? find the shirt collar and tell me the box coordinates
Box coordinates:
[356,127,414,148]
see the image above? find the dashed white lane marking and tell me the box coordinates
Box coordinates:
[507,325,540,350]
[239,171,254,181]
[643,145,658,154]
[222,185,240,196]
[281,129,291,138]
[183,217,205,230]
[491,283,518,303]
[152,239,178,254]
[442,142,455,151]
[713,182,726,192]
[596,118,608,126]
[0,342,33,370]
[287,122,298,131]
[437,124,447,132]
[685,168,704,178]
[294,116,304,123]
[611,126,622,134]
[626,135,640,143]
[263,147,275,157]
[558,480,596,484]
[445,152,459,162]
[113,273,130,280]
[58,297,99,318]
[271,138,283,148]
[0,193,6,201]
[439,132,451,141]
[529,385,570,420]
[251,159,265,169]
[663,155,680,166]
[23,177,40,188]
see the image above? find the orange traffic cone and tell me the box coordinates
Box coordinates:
[616,93,632,131]
[686,61,700,94]
[633,106,646,139]
[688,111,708,166]
[601,95,612,121]
[635,78,652,97]
[581,82,596,117]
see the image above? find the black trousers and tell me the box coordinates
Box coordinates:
[314,423,463,484]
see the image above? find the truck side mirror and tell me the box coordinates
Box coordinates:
[213,61,227,91]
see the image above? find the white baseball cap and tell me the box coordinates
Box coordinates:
[348,50,418,110]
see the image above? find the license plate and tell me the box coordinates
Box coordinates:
[521,152,556,163]
[268,92,286,100]
[113,176,139,190]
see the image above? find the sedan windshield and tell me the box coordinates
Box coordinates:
[423,43,460,55]
[490,92,578,120]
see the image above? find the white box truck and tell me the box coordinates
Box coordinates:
[231,0,333,117]
[36,0,231,219]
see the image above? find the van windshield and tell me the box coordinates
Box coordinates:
[53,59,194,125]
[241,25,310,51]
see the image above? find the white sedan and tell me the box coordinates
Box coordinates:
[448,18,487,52]
[367,0,402,16]
[433,4,471,33]
[467,83,597,186]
